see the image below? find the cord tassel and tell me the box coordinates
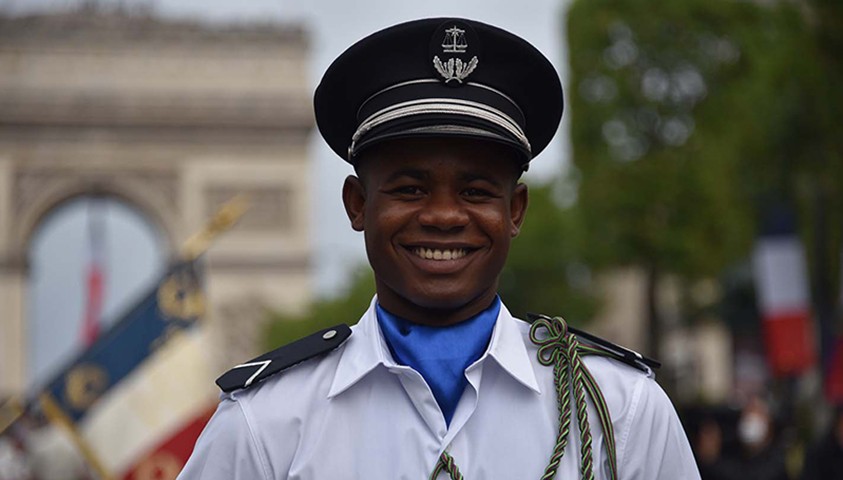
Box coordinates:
[430,315,619,480]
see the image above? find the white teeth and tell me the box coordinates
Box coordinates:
[413,247,467,261]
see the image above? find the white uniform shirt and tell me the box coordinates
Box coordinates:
[179,300,700,479]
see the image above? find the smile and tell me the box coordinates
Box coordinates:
[411,247,468,261]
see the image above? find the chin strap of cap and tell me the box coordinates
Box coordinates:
[429,314,620,480]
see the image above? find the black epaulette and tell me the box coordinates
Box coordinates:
[216,324,352,393]
[526,313,661,373]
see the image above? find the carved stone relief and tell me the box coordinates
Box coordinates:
[13,166,179,221]
[205,184,292,232]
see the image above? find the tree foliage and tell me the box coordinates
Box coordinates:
[266,268,375,348]
[500,182,598,324]
[566,0,843,358]
[567,0,809,277]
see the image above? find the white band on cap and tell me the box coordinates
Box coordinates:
[356,78,525,122]
[465,81,524,120]
[349,97,530,159]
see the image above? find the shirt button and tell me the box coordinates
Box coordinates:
[322,330,337,340]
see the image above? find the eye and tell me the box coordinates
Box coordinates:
[391,185,425,196]
[462,187,493,198]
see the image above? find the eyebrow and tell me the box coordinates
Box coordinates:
[459,172,506,188]
[378,167,512,188]
[383,168,428,183]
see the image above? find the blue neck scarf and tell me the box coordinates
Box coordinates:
[376,298,500,426]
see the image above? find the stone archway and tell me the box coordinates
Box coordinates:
[14,170,179,258]
[0,11,314,396]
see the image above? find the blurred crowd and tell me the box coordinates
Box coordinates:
[684,397,843,480]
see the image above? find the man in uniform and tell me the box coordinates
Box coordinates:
[179,18,700,479]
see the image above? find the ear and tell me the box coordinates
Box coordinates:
[509,183,528,237]
[342,175,367,232]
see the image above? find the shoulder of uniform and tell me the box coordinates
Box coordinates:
[215,324,352,393]
[526,313,661,374]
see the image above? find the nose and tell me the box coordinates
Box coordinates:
[417,190,468,231]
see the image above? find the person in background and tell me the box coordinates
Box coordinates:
[801,405,843,480]
[697,396,791,480]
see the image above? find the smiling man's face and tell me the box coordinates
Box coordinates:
[342,137,528,326]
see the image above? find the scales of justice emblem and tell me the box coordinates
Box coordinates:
[433,25,478,83]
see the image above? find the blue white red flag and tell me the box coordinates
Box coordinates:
[35,260,216,479]
[751,204,816,377]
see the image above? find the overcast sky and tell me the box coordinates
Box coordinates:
[2,0,574,385]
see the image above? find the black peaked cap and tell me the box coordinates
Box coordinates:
[314,17,563,169]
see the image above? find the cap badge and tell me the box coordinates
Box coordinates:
[442,25,468,53]
[433,25,478,84]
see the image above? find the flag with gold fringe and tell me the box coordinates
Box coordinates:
[36,259,218,479]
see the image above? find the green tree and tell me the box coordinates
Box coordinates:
[266,268,375,348]
[567,0,814,357]
[786,0,843,363]
[501,182,598,324]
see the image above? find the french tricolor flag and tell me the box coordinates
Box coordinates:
[39,261,215,479]
[81,329,218,479]
[751,204,816,377]
[81,198,106,346]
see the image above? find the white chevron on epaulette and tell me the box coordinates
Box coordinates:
[229,360,272,388]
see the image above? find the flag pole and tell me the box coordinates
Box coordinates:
[180,195,250,261]
[0,396,25,435]
[39,393,113,480]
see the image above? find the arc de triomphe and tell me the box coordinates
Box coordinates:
[0,11,314,397]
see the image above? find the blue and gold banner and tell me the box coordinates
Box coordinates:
[39,260,205,423]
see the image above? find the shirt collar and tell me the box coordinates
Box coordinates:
[484,302,541,393]
[327,296,541,399]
